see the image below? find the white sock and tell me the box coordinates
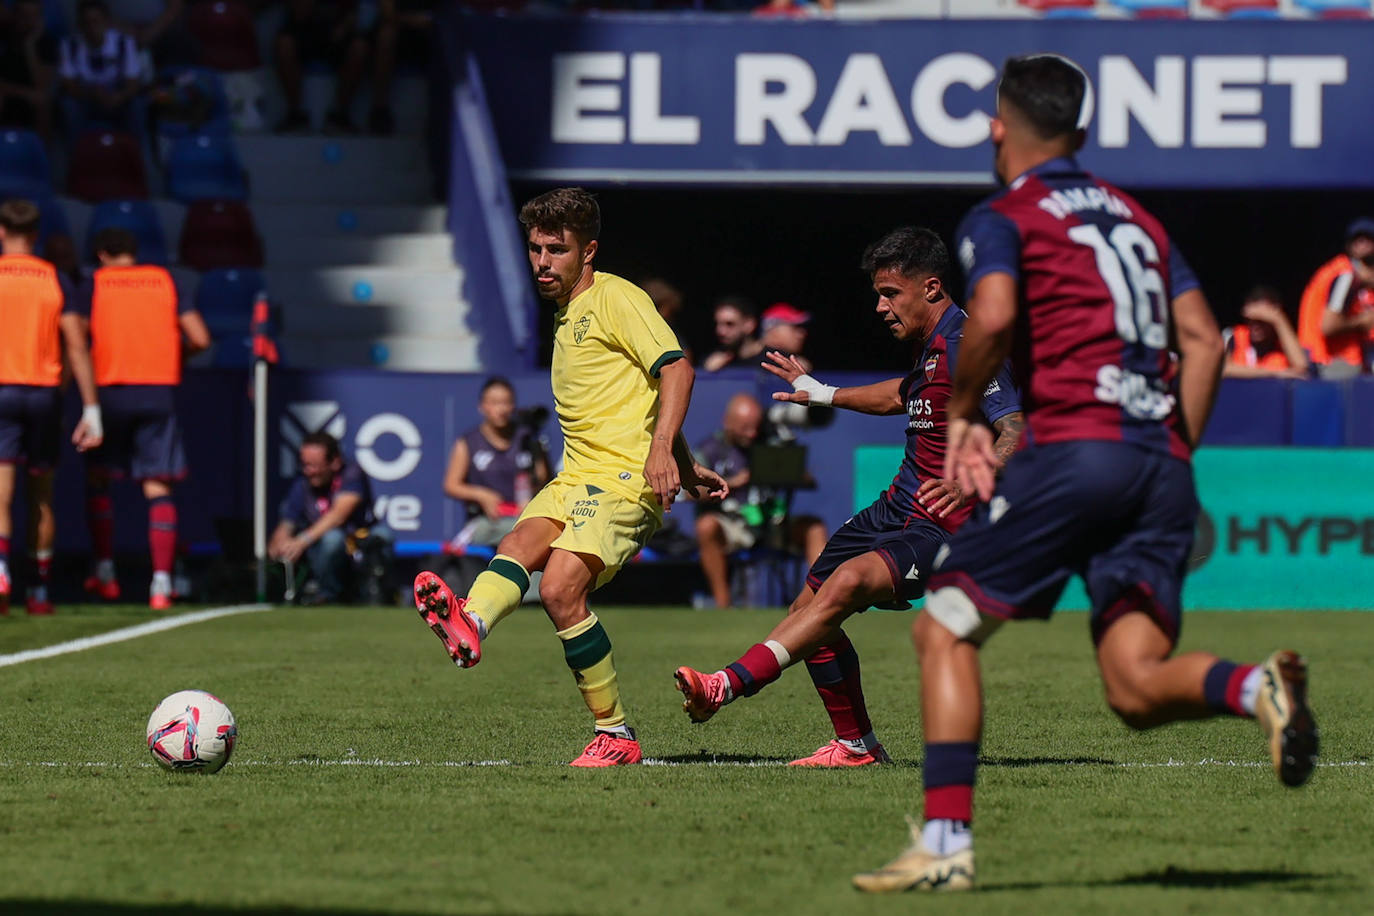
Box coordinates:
[470,615,489,640]
[598,723,634,739]
[1239,666,1264,716]
[838,731,881,755]
[0,558,9,579]
[151,571,173,596]
[713,671,736,704]
[95,558,115,581]
[764,639,791,667]
[921,818,972,855]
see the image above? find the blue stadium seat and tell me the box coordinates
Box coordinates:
[1111,0,1188,15]
[0,129,52,199]
[85,200,170,266]
[154,67,234,140]
[1295,0,1370,16]
[165,134,249,203]
[2,0,68,35]
[34,195,71,256]
[195,267,267,367]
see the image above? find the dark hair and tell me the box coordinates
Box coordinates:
[300,431,341,462]
[713,295,758,320]
[93,227,138,258]
[78,0,110,15]
[0,198,41,238]
[518,187,600,243]
[480,375,514,397]
[860,226,951,283]
[1244,284,1283,306]
[998,54,1087,141]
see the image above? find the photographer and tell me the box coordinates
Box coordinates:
[694,392,826,609]
[443,376,550,551]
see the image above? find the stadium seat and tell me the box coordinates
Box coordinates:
[1202,0,1280,14]
[0,129,51,199]
[1295,0,1371,17]
[178,200,264,270]
[165,134,249,203]
[1018,0,1098,11]
[33,195,71,258]
[1110,0,1188,15]
[65,130,149,202]
[153,67,234,141]
[186,0,262,71]
[194,267,269,367]
[85,200,170,266]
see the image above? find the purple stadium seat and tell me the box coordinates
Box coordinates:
[178,200,264,270]
[66,130,149,202]
[187,0,262,71]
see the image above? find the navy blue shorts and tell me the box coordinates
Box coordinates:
[86,386,187,481]
[0,385,62,470]
[806,496,949,602]
[927,441,1197,647]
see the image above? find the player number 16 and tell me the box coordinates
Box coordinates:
[1068,222,1168,350]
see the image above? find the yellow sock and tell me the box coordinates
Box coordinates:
[556,613,627,731]
[466,555,527,635]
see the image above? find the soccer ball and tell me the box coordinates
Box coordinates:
[146,690,238,774]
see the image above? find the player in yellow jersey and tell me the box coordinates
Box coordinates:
[412,188,727,767]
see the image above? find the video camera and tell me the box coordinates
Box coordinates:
[764,401,835,443]
[512,405,551,430]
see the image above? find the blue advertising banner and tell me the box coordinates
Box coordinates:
[464,14,1374,189]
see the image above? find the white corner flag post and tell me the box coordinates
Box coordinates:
[250,291,277,603]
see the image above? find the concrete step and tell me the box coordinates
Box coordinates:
[264,232,453,268]
[251,201,448,238]
[279,301,469,338]
[263,265,462,309]
[279,332,481,372]
[237,135,434,204]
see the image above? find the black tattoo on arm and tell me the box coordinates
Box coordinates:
[992,412,1025,470]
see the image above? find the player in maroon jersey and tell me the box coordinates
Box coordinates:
[853,54,1318,895]
[673,227,1022,767]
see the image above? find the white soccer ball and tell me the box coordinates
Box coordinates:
[146,690,237,774]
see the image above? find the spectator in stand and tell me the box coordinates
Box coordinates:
[1298,217,1374,377]
[368,0,432,135]
[79,227,210,610]
[273,0,372,134]
[110,0,197,70]
[0,199,103,616]
[270,431,394,604]
[0,0,58,138]
[442,376,550,552]
[58,0,145,138]
[1222,285,1309,380]
[702,295,765,372]
[694,393,826,609]
[759,301,814,374]
[641,277,693,364]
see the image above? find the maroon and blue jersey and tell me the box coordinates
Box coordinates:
[955,157,1199,461]
[884,303,1020,534]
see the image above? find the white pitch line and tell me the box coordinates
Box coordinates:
[0,603,275,669]
[0,758,1367,770]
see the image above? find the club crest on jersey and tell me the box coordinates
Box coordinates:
[573,315,591,344]
[924,356,940,381]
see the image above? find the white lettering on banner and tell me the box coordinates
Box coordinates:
[1268,55,1346,148]
[736,53,816,145]
[1099,56,1185,149]
[910,53,996,149]
[551,50,1349,154]
[551,53,625,143]
[355,413,422,482]
[1192,56,1266,148]
[374,495,421,532]
[629,53,700,144]
[815,54,912,146]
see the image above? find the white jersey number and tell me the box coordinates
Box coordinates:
[1068,222,1168,349]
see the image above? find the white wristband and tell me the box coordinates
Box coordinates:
[791,374,836,407]
[81,404,103,440]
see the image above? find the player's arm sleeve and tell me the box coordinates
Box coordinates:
[609,288,685,378]
[956,206,1021,300]
[977,361,1021,424]
[1167,238,1200,299]
[337,464,368,498]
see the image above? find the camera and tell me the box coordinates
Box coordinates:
[512,405,551,430]
[764,402,835,442]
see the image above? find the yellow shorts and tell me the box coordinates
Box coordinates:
[518,476,662,589]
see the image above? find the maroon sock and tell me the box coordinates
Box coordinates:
[723,643,783,698]
[87,492,114,561]
[804,632,874,742]
[0,534,9,564]
[149,497,177,574]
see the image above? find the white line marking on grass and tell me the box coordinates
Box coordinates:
[0,603,275,669]
[1,758,1366,770]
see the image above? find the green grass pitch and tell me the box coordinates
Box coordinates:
[1,603,1370,915]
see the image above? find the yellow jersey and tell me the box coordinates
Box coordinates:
[550,271,685,502]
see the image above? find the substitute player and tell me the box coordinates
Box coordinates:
[674,227,1022,766]
[854,55,1318,894]
[78,227,210,610]
[410,188,727,767]
[0,198,102,615]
